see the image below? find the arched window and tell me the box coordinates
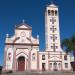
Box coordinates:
[32,53,36,61]
[51,10,54,16]
[55,10,57,16]
[42,55,45,60]
[7,52,11,61]
[48,10,50,15]
[64,55,67,60]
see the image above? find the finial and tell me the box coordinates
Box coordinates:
[6,34,9,38]
[15,25,16,27]
[51,1,53,4]
[22,19,25,23]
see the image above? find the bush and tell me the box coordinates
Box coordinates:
[70,61,75,71]
[8,70,13,73]
[0,66,2,74]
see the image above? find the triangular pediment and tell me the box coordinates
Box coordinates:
[15,23,32,30]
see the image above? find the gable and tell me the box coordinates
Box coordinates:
[15,23,32,30]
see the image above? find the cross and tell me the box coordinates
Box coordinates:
[50,26,56,32]
[52,44,56,52]
[22,19,25,24]
[51,1,54,4]
[50,17,56,24]
[51,43,58,52]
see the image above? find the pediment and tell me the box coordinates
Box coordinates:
[49,56,62,61]
[15,23,32,30]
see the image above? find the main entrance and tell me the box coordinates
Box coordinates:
[18,56,25,71]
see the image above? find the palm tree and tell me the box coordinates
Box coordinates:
[61,35,75,61]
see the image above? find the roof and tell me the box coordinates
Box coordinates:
[48,2,58,8]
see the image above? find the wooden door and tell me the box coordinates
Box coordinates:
[18,56,25,71]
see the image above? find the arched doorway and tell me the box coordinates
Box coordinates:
[53,62,57,71]
[42,63,45,71]
[18,56,25,71]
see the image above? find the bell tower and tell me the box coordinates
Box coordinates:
[45,3,61,52]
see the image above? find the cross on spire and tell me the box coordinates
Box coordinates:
[22,19,25,24]
[6,34,9,38]
[51,1,54,4]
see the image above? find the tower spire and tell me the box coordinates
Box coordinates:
[51,1,54,4]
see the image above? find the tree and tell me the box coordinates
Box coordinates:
[0,66,2,74]
[61,35,75,61]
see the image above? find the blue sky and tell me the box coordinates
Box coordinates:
[0,0,75,65]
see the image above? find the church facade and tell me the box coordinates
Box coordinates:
[3,3,73,72]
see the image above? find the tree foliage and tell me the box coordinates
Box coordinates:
[61,35,75,61]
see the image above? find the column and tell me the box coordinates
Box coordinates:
[13,47,16,72]
[28,51,31,71]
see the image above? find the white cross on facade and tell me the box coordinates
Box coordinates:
[50,26,56,32]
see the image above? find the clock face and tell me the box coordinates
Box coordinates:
[21,31,26,37]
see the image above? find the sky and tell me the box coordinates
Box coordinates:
[0,0,75,65]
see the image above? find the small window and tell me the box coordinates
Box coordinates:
[8,53,11,61]
[64,55,67,60]
[48,10,50,15]
[54,19,56,22]
[65,63,68,68]
[48,55,50,59]
[32,53,36,61]
[55,10,57,16]
[42,55,45,60]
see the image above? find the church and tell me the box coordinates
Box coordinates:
[3,3,73,72]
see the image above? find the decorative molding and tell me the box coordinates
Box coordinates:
[16,28,32,30]
[5,43,39,46]
[13,37,20,43]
